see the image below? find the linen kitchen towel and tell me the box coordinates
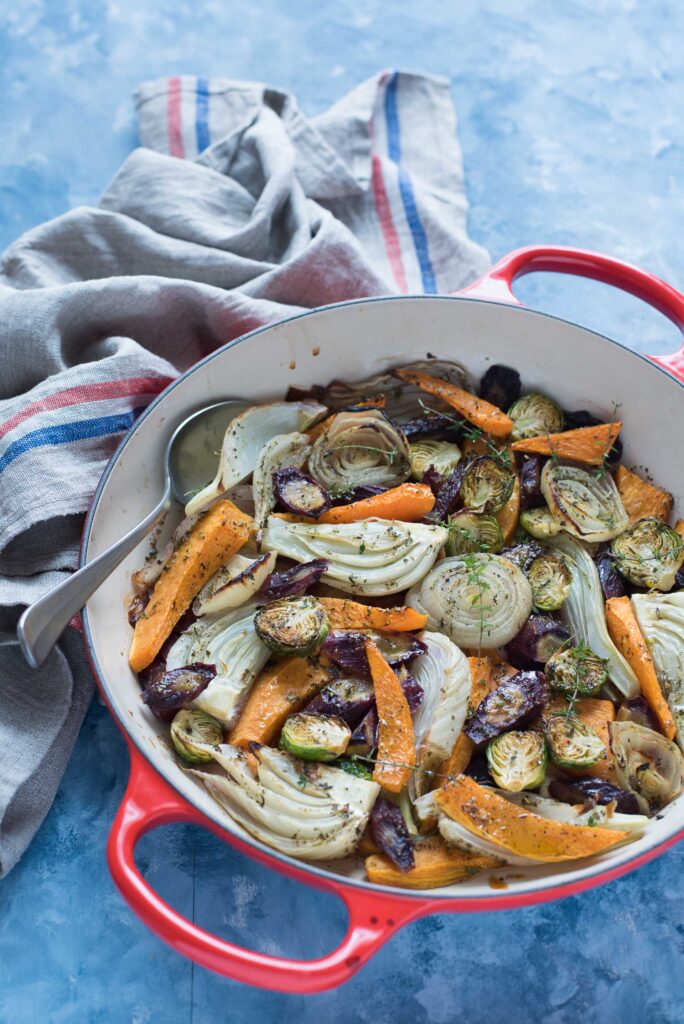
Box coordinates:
[0,70,488,875]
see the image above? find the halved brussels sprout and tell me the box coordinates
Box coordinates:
[445,511,504,556]
[486,731,547,792]
[460,456,515,514]
[544,713,607,770]
[170,708,224,763]
[610,720,684,816]
[508,393,564,441]
[409,439,462,481]
[541,462,629,543]
[520,506,562,540]
[254,596,329,656]
[546,645,608,697]
[527,553,572,611]
[610,516,684,591]
[280,712,351,762]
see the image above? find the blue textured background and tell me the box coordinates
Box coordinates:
[2,2,684,1022]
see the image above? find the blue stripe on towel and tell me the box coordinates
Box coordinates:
[195,77,211,153]
[0,410,142,474]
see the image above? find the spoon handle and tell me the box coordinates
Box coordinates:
[18,491,172,669]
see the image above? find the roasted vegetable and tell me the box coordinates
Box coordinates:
[595,551,626,600]
[546,645,608,697]
[407,554,533,649]
[142,663,216,722]
[444,511,504,556]
[228,658,332,749]
[439,656,498,778]
[370,798,415,872]
[409,632,471,792]
[317,482,435,524]
[616,696,659,732]
[610,721,684,816]
[409,440,462,481]
[305,676,375,727]
[435,775,629,863]
[259,558,329,601]
[548,533,640,698]
[400,413,463,440]
[262,516,446,596]
[424,462,467,523]
[127,589,150,626]
[170,708,223,763]
[632,591,684,750]
[322,629,427,674]
[548,776,640,815]
[479,364,521,410]
[253,433,312,530]
[365,836,499,889]
[545,713,607,770]
[541,462,629,543]
[495,473,521,545]
[166,602,270,726]
[192,552,276,616]
[348,708,378,756]
[273,466,331,518]
[394,368,513,438]
[255,596,329,657]
[527,554,572,611]
[486,731,547,792]
[460,456,515,515]
[500,539,543,573]
[615,465,673,524]
[505,614,571,669]
[518,456,542,510]
[511,421,622,465]
[520,506,562,539]
[318,598,427,632]
[192,744,379,860]
[367,640,416,793]
[508,392,564,441]
[499,790,646,833]
[129,500,253,673]
[564,409,623,465]
[280,712,351,761]
[185,401,327,516]
[464,670,547,746]
[308,408,411,492]
[610,517,684,591]
[605,596,676,739]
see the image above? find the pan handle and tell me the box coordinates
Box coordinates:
[459,244,684,383]
[107,743,426,993]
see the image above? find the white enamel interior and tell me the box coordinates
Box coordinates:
[83,295,684,901]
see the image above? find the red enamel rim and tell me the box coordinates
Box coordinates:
[84,245,684,992]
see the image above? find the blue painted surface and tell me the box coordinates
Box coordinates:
[2,2,684,1021]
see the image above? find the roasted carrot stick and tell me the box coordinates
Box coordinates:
[510,422,622,465]
[318,598,428,631]
[317,482,435,524]
[228,658,331,748]
[394,368,513,438]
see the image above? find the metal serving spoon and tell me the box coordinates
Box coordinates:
[18,399,247,669]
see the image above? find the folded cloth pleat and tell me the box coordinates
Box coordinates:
[0,69,488,875]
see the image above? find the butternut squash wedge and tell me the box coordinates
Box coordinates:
[394,368,513,438]
[318,598,428,632]
[129,500,252,672]
[440,656,498,778]
[317,482,435,524]
[365,836,501,889]
[606,595,676,739]
[228,658,332,749]
[435,775,629,862]
[510,422,622,465]
[366,639,416,792]
[615,465,673,524]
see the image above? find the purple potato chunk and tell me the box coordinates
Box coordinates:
[596,552,626,600]
[616,696,660,732]
[421,464,444,495]
[370,798,415,872]
[424,461,467,523]
[479,364,521,411]
[348,707,378,756]
[273,467,331,518]
[500,539,544,573]
[328,484,385,506]
[400,413,462,441]
[142,663,216,722]
[505,614,571,669]
[305,676,375,728]
[548,777,640,815]
[322,630,427,675]
[564,410,623,466]
[464,670,548,746]
[518,456,542,510]
[399,673,424,713]
[259,558,330,601]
